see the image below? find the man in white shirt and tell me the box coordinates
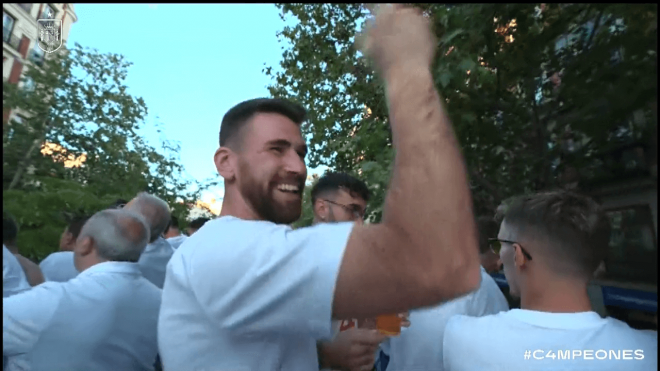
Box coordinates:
[382,267,508,371]
[310,172,387,371]
[159,5,482,370]
[381,215,509,371]
[39,215,88,282]
[3,215,44,286]
[163,216,187,249]
[443,191,658,370]
[3,209,162,371]
[125,192,174,289]
[3,245,31,298]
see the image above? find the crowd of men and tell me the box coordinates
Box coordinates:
[2,4,657,371]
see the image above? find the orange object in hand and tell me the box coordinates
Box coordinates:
[376,314,402,336]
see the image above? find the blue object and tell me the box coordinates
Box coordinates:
[602,286,658,312]
[491,273,509,288]
[375,349,390,371]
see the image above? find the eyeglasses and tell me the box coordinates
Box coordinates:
[488,238,533,261]
[321,199,366,220]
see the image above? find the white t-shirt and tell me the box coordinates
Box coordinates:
[3,245,30,298]
[39,251,79,282]
[158,216,352,370]
[443,309,658,371]
[3,261,161,371]
[137,237,174,289]
[381,267,509,371]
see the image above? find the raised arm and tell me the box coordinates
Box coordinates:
[333,4,481,319]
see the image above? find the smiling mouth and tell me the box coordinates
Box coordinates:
[276,184,301,195]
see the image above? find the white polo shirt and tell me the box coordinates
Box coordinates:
[158,216,352,370]
[3,245,30,298]
[3,261,161,371]
[381,267,509,371]
[137,237,175,289]
[443,309,658,371]
[39,251,79,282]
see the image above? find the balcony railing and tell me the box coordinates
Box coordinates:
[17,3,33,14]
[3,31,21,51]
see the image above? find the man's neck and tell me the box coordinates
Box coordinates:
[219,192,262,221]
[5,244,18,255]
[521,278,593,313]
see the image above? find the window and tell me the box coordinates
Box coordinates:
[605,205,657,284]
[30,43,45,65]
[3,11,15,43]
[40,4,55,19]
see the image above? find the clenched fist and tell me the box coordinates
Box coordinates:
[358,4,436,76]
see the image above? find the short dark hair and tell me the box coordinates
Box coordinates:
[3,213,18,244]
[67,215,90,239]
[166,215,180,232]
[311,172,370,205]
[112,199,128,209]
[188,217,210,230]
[219,98,306,148]
[476,216,499,254]
[500,191,611,279]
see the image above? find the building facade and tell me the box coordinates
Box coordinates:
[3,3,77,122]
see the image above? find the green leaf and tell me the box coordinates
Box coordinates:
[439,71,452,88]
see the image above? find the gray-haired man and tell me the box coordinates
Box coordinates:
[3,209,162,371]
[125,192,174,289]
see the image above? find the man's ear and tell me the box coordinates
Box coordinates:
[214,147,236,182]
[513,243,529,268]
[75,236,94,257]
[313,199,327,221]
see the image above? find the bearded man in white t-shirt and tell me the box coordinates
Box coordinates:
[443,191,658,371]
[158,4,483,370]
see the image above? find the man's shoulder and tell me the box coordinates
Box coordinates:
[40,251,73,264]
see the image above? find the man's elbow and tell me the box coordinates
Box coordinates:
[427,246,482,301]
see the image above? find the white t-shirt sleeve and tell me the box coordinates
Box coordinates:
[189,221,353,340]
[3,282,61,356]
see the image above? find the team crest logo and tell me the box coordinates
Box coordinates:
[37,19,62,53]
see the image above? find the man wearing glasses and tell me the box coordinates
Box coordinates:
[311,171,369,225]
[310,172,386,371]
[442,191,657,371]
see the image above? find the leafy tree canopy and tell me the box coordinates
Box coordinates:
[266,3,657,222]
[3,43,214,261]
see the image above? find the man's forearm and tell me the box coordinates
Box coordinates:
[382,63,480,292]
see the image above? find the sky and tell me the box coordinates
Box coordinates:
[66,4,327,211]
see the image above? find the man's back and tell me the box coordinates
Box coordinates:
[138,237,174,289]
[158,217,352,370]
[383,267,509,371]
[3,245,30,297]
[443,309,658,371]
[39,251,79,282]
[3,262,161,371]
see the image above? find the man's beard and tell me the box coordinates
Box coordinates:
[239,164,303,225]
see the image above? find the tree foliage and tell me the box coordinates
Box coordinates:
[3,43,211,261]
[266,3,657,221]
